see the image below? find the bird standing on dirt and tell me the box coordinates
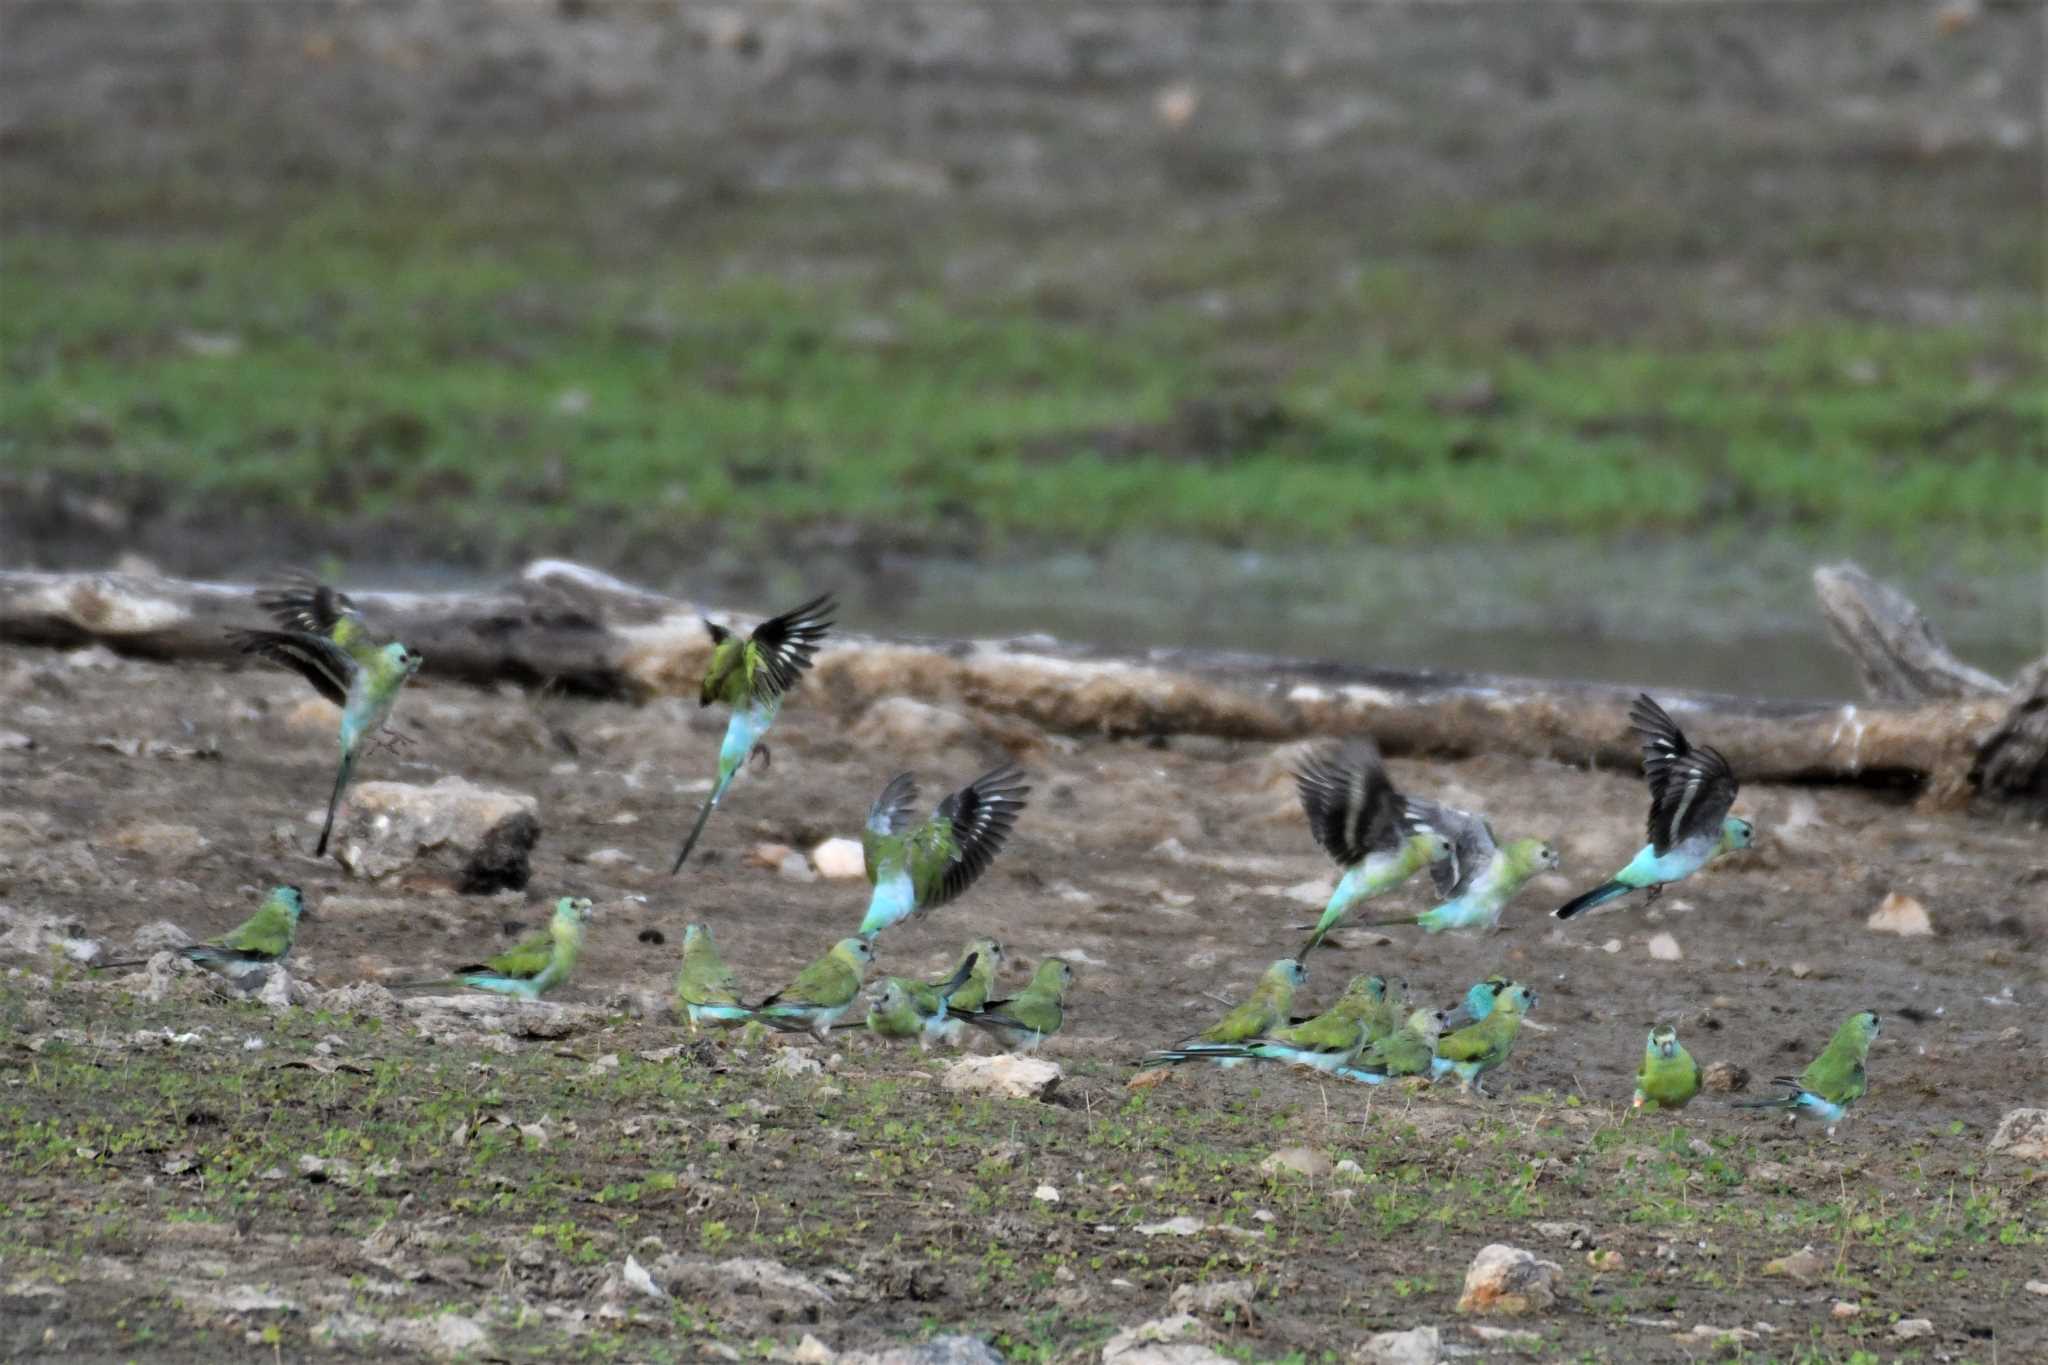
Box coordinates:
[1148,958,1308,1068]
[1291,741,1452,959]
[1367,800,1558,934]
[857,764,1030,941]
[1141,973,1391,1073]
[864,952,981,1048]
[671,593,836,873]
[228,573,423,858]
[97,885,307,984]
[1555,694,1754,920]
[396,897,594,1000]
[1633,1023,1703,1111]
[1735,1010,1880,1126]
[956,957,1074,1053]
[749,937,874,1039]
[675,922,749,1032]
[930,937,1005,1044]
[1340,1006,1446,1085]
[1432,982,1537,1094]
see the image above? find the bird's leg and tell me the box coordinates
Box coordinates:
[749,743,772,773]
[1645,883,1664,904]
[370,729,417,758]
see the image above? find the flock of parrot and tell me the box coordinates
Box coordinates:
[94,576,1881,1128]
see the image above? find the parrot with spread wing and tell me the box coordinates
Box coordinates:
[1291,741,1452,959]
[670,593,836,873]
[1556,694,1753,920]
[1368,801,1557,934]
[858,764,1029,940]
[229,573,423,857]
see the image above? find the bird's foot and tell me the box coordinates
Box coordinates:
[1645,883,1664,904]
[371,730,418,758]
[749,743,772,773]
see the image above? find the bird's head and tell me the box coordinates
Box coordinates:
[382,641,423,677]
[1272,957,1310,990]
[1723,815,1756,849]
[683,922,712,951]
[870,980,908,1011]
[557,897,595,924]
[1349,974,1389,1002]
[1409,829,1454,864]
[1408,1008,1445,1040]
[1649,1023,1680,1058]
[1034,957,1075,994]
[836,937,877,969]
[1498,983,1538,1015]
[275,885,307,921]
[970,937,1005,969]
[1846,1010,1881,1047]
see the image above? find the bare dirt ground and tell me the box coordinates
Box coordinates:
[1,640,2042,1362]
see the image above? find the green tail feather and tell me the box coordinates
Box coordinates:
[316,749,356,857]
[670,772,735,875]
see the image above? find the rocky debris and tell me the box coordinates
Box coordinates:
[1531,1221,1592,1248]
[1463,1324,1537,1352]
[0,728,33,750]
[1352,1325,1441,1364]
[105,820,209,863]
[851,696,978,753]
[319,981,402,1018]
[1455,1245,1561,1316]
[1671,1324,1757,1349]
[400,994,602,1039]
[1167,1278,1254,1323]
[653,1255,835,1319]
[1259,1146,1332,1179]
[0,907,104,965]
[811,836,867,879]
[1988,1108,2048,1160]
[255,967,316,1010]
[839,1337,1005,1365]
[330,777,540,892]
[769,1047,825,1079]
[1644,932,1682,962]
[749,843,799,869]
[1134,1217,1205,1238]
[1830,1301,1861,1320]
[1032,1184,1060,1203]
[1762,1244,1827,1282]
[1703,1061,1749,1093]
[1100,1313,1231,1364]
[129,919,194,954]
[1891,1318,1934,1340]
[1868,891,1933,937]
[940,1055,1062,1102]
[378,1312,491,1358]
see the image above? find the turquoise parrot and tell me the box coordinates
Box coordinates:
[98,885,308,983]
[1736,1010,1880,1124]
[1291,741,1452,959]
[1633,1023,1703,1111]
[858,764,1029,940]
[397,897,593,1000]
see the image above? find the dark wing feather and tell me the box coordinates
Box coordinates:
[931,763,1029,907]
[1406,798,1495,899]
[228,628,355,707]
[1292,740,1404,866]
[747,592,836,702]
[256,571,364,639]
[866,772,922,837]
[1630,694,1738,853]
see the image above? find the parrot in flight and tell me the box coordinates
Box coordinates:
[670,592,836,873]
[229,573,423,857]
[1556,693,1753,920]
[1368,800,1558,934]
[1290,741,1451,959]
[858,764,1029,940]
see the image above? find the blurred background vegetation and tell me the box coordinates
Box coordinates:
[2,0,2041,693]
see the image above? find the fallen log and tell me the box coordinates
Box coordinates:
[0,563,2016,800]
[1813,562,2007,702]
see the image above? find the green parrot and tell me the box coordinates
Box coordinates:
[229,573,423,857]
[931,937,1005,1044]
[1339,1007,1447,1085]
[396,897,594,1000]
[1633,1023,1703,1112]
[750,937,874,1039]
[1142,973,1391,1073]
[1736,1011,1881,1124]
[97,885,308,984]
[1368,800,1558,934]
[675,922,749,1032]
[1431,981,1537,1094]
[956,958,1074,1053]
[864,951,982,1049]
[859,764,1029,940]
[1291,741,1452,959]
[670,593,836,873]
[1158,958,1309,1067]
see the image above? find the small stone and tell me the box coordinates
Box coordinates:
[1600,939,1622,954]
[1789,962,1814,979]
[583,848,635,868]
[1167,1278,1254,1321]
[1672,1325,1757,1349]
[1456,1244,1561,1316]
[1134,1216,1205,1238]
[940,1055,1062,1102]
[1260,1146,1332,1179]
[1100,1313,1227,1364]
[1868,891,1933,937]
[1830,1301,1861,1320]
[768,1048,824,1079]
[0,730,33,750]
[790,1333,835,1364]
[1334,1159,1364,1179]
[1586,1249,1624,1272]
[106,821,209,863]
[2024,1280,2048,1296]
[777,852,816,883]
[747,843,797,869]
[1033,1184,1060,1203]
[1126,1067,1173,1092]
[1645,933,1681,962]
[1532,1221,1591,1247]
[811,837,866,879]
[621,1254,667,1301]
[330,778,540,893]
[1762,1245,1827,1282]
[1988,1108,2048,1160]
[1354,1324,1440,1365]
[1891,1318,1933,1340]
[1703,1061,1749,1094]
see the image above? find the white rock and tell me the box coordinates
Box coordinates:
[584,848,636,868]
[331,777,539,892]
[0,730,33,751]
[106,821,209,862]
[851,696,977,752]
[1465,1324,1537,1350]
[1867,891,1933,937]
[1101,1313,1230,1364]
[1354,1325,1441,1365]
[1988,1108,2048,1160]
[1891,1318,1934,1340]
[789,1333,834,1363]
[940,1055,1062,1102]
[811,837,867,879]
[777,852,817,883]
[1260,1146,1332,1178]
[1456,1244,1561,1315]
[2025,1279,2048,1296]
[1645,932,1682,962]
[1167,1279,1253,1319]
[1334,1159,1364,1179]
[1134,1216,1205,1237]
[1033,1184,1061,1204]
[768,1047,824,1079]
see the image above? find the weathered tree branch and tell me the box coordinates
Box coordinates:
[1813,561,2008,703]
[0,563,2022,801]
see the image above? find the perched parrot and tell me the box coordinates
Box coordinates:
[1735,1011,1881,1125]
[98,885,308,984]
[955,958,1074,1053]
[395,897,594,1000]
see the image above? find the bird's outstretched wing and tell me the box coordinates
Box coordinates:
[747,592,836,703]
[257,571,376,654]
[1293,740,1405,867]
[228,629,356,707]
[1630,694,1738,854]
[930,763,1030,907]
[1406,799,1495,899]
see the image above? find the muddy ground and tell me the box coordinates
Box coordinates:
[0,638,2042,1362]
